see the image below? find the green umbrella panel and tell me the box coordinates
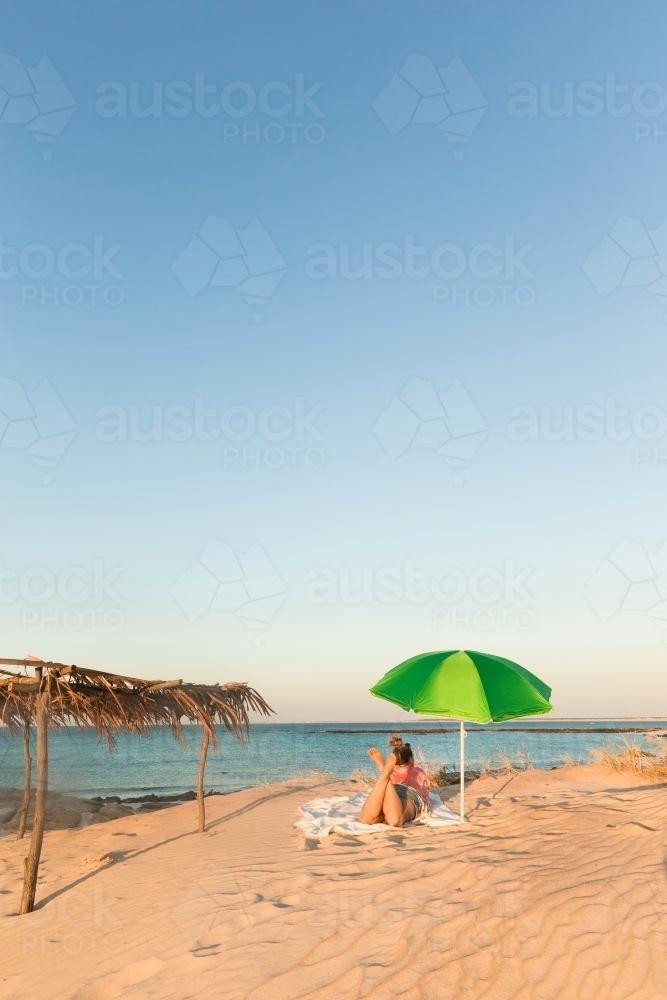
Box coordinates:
[370,649,552,722]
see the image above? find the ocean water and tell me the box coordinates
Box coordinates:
[0,721,665,799]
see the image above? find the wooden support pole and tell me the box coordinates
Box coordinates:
[197,729,210,833]
[19,683,48,914]
[16,721,32,840]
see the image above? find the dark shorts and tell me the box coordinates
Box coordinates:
[394,783,425,818]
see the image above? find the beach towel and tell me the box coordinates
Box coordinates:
[295,791,463,838]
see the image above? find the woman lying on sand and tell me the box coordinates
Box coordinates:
[359,735,430,827]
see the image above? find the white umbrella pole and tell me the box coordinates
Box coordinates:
[460,721,465,820]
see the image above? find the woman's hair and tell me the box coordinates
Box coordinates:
[389,735,414,766]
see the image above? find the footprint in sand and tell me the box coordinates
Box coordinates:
[70,958,163,1000]
[624,821,658,834]
[277,892,302,906]
[190,934,221,958]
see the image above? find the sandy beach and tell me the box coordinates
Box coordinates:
[1,764,665,1000]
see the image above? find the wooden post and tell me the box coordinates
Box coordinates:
[197,729,210,833]
[16,721,32,840]
[19,677,48,914]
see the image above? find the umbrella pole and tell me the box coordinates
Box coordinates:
[460,721,465,820]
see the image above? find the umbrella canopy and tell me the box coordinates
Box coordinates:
[370,649,552,722]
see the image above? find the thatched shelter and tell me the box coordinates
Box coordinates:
[0,657,273,914]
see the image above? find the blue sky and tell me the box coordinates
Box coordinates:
[1,0,667,720]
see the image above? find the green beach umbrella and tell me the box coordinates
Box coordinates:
[370,649,552,818]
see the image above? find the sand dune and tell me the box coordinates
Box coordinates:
[1,765,665,999]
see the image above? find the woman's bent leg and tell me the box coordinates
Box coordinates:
[359,753,396,825]
[359,773,391,824]
[382,783,417,827]
[367,747,385,774]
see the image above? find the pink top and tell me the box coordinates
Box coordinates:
[391,764,430,810]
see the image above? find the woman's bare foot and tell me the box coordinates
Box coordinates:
[382,752,397,777]
[367,747,385,772]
